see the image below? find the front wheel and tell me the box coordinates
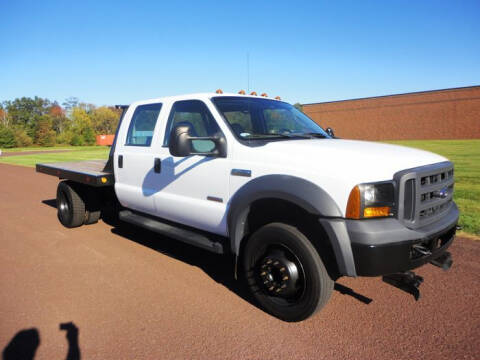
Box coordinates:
[243,223,334,322]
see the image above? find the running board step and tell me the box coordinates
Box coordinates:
[118,210,224,254]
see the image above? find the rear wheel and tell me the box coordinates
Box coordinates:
[243,222,333,322]
[84,209,101,225]
[56,181,86,228]
[80,188,101,225]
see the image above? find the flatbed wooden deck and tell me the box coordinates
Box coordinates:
[36,160,114,187]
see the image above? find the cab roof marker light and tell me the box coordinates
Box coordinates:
[261,93,268,97]
[250,91,257,96]
[238,90,246,95]
[216,89,223,94]
[275,96,281,100]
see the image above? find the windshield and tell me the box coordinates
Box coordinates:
[212,96,330,140]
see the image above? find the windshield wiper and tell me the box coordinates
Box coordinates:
[243,133,308,139]
[300,132,328,138]
[242,133,323,140]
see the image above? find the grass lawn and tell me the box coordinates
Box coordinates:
[1,145,102,152]
[0,146,109,167]
[385,140,480,236]
[1,140,478,235]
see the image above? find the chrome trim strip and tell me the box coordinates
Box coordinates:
[207,196,223,203]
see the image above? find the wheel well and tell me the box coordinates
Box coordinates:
[63,181,118,214]
[240,198,340,279]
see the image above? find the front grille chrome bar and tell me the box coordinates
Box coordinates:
[394,161,454,229]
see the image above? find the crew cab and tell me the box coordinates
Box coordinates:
[36,92,459,321]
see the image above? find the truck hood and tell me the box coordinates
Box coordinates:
[258,139,447,182]
[235,138,449,217]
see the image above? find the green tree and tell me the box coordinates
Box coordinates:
[50,104,70,134]
[0,106,7,127]
[4,97,52,138]
[70,133,85,146]
[293,103,304,113]
[62,97,79,117]
[83,126,96,145]
[35,115,56,147]
[71,107,95,145]
[91,106,120,134]
[0,125,16,148]
[13,127,33,147]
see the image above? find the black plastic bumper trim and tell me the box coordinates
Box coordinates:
[351,224,456,276]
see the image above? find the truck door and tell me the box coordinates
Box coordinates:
[152,99,230,235]
[114,102,164,214]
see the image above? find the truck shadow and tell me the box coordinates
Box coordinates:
[110,223,258,308]
[40,199,373,308]
[110,223,373,307]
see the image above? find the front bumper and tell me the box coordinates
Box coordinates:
[348,203,459,276]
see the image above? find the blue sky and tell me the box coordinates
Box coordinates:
[1,0,479,106]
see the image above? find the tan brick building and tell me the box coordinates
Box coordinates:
[303,86,480,140]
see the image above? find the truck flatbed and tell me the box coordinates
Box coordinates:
[36,160,114,187]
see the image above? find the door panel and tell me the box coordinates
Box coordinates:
[152,154,229,234]
[153,100,230,235]
[114,103,163,214]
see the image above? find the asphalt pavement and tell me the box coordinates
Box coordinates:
[0,163,479,359]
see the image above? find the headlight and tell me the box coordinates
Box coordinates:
[346,181,395,219]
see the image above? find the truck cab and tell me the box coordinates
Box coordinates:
[37,92,458,322]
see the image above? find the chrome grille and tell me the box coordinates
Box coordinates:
[395,161,454,229]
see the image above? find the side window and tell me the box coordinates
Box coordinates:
[163,100,221,146]
[126,103,162,146]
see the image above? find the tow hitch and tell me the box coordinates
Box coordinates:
[382,251,453,300]
[430,251,453,271]
[382,271,424,301]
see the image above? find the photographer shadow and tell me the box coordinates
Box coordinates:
[2,322,80,360]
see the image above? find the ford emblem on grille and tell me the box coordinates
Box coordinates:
[432,186,450,199]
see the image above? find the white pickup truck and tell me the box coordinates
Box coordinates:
[37,92,458,321]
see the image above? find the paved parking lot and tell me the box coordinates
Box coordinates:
[0,163,479,359]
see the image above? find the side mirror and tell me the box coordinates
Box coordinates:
[325,127,335,138]
[168,125,226,158]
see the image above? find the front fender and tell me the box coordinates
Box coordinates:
[227,175,343,255]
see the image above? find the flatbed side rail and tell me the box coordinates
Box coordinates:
[36,163,114,187]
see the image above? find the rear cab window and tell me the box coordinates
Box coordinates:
[126,103,162,146]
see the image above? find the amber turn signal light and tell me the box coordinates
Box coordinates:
[346,186,361,219]
[364,206,390,218]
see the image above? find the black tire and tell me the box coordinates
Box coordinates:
[80,187,101,225]
[243,222,334,322]
[56,181,86,228]
[84,209,101,225]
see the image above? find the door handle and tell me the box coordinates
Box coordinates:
[154,158,161,173]
[118,155,123,168]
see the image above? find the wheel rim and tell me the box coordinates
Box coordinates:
[58,190,72,223]
[256,245,306,301]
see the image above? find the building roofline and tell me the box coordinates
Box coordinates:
[302,85,480,106]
